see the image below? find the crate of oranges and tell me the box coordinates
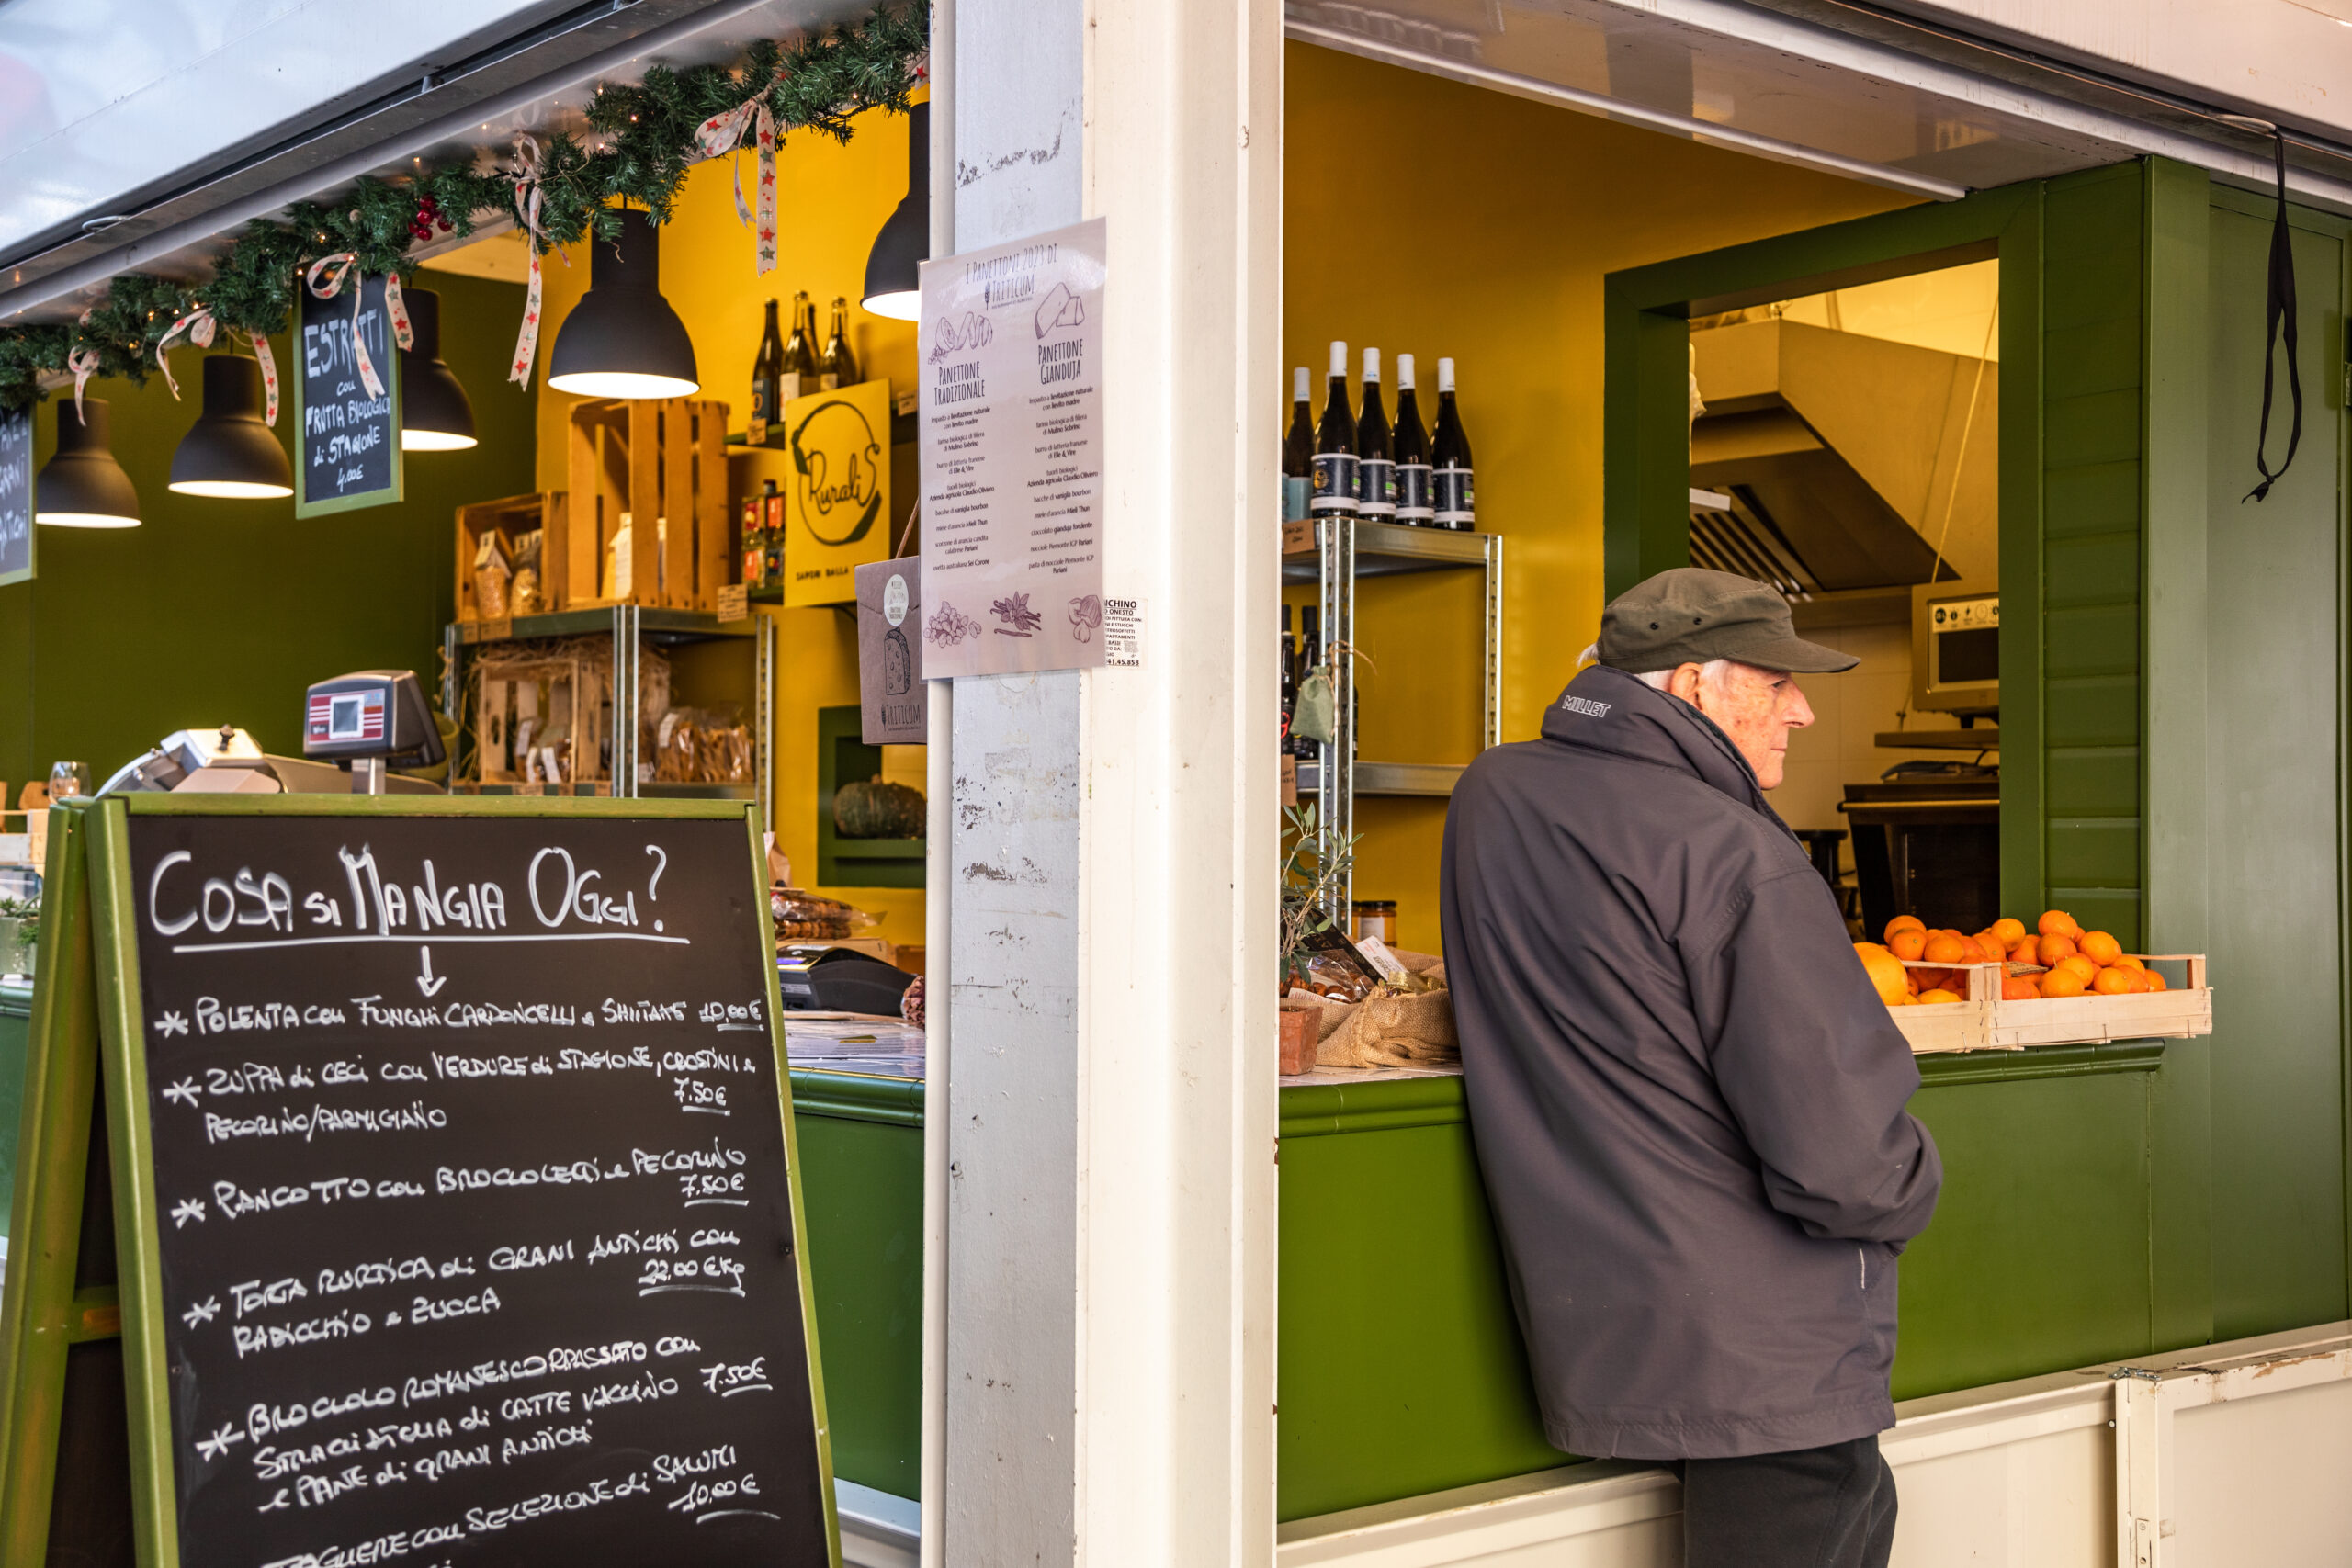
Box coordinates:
[1852,911,2211,1054]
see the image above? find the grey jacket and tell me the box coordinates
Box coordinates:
[1438,665,1940,1461]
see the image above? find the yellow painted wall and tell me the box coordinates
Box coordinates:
[526,102,926,948]
[1283,44,1917,953]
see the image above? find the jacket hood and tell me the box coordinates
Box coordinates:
[1541,664,1794,836]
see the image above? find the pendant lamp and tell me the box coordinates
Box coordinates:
[400,287,477,451]
[547,208,700,400]
[169,354,293,498]
[35,398,141,527]
[861,101,929,321]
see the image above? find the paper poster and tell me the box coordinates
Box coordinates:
[856,557,926,744]
[918,216,1106,676]
[781,376,892,606]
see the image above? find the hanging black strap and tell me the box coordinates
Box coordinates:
[2245,132,2302,502]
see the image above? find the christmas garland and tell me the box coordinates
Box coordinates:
[0,0,927,413]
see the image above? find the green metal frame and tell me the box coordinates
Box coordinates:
[3,792,842,1568]
[815,705,924,888]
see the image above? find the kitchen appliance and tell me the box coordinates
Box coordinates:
[1912,579,1999,716]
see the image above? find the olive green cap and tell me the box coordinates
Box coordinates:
[1597,568,1858,675]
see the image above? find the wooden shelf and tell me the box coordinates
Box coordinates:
[1874,728,1999,751]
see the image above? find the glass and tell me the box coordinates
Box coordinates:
[47,761,89,800]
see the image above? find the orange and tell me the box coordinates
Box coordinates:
[2054,954,2098,987]
[2112,954,2146,972]
[2039,968,2088,998]
[1888,928,1927,962]
[1905,966,1921,995]
[2078,931,2122,966]
[1916,987,1962,1006]
[2092,967,2135,996]
[1853,943,1908,1006]
[2011,939,2041,964]
[1989,917,2028,948]
[2145,970,2167,993]
[1884,915,1926,942]
[2001,976,2041,1001]
[1955,936,1988,964]
[2128,969,2158,993]
[2038,909,2083,941]
[1923,933,1966,964]
[2036,933,2078,967]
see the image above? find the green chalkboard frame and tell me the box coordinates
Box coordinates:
[292,276,407,519]
[0,793,842,1568]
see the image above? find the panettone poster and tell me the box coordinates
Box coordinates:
[781,376,893,606]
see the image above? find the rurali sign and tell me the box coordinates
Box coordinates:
[917,217,1108,676]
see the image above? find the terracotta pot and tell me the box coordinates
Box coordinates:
[1278,1005,1319,1076]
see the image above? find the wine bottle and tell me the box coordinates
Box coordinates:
[1300,604,1322,676]
[762,478,786,587]
[750,299,785,443]
[1283,367,1314,478]
[781,292,816,403]
[1431,357,1476,532]
[1310,342,1357,517]
[820,297,859,390]
[1280,604,1298,757]
[1393,354,1432,525]
[740,495,763,588]
[1354,347,1396,520]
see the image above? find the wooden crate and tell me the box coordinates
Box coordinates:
[1891,955,2213,1055]
[564,397,732,611]
[471,652,609,787]
[456,492,569,621]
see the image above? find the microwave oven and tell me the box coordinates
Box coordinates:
[1911,580,1998,716]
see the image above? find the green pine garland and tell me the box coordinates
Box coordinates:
[0,0,926,412]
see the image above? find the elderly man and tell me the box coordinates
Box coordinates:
[1438,568,1941,1568]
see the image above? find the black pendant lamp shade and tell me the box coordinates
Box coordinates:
[862,100,928,321]
[547,208,700,399]
[400,287,477,451]
[35,397,141,528]
[169,354,293,498]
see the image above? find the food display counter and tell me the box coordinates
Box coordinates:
[786,1043,2199,1523]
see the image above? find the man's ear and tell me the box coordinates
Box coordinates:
[1665,663,1705,705]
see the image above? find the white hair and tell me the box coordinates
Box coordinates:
[1577,645,1738,698]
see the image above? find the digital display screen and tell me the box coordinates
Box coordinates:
[329,694,365,739]
[1937,626,2000,684]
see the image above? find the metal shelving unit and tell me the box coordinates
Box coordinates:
[1283,514,1503,916]
[442,604,776,823]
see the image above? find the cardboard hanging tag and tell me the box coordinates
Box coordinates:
[857,558,926,745]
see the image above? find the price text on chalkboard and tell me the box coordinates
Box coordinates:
[0,404,31,585]
[118,808,831,1568]
[295,276,404,517]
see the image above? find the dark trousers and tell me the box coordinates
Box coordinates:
[1679,1435,1897,1568]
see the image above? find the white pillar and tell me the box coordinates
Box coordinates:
[930,0,1281,1562]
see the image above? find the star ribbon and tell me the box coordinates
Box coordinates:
[66,309,99,419]
[154,306,218,400]
[305,253,386,400]
[505,135,553,389]
[249,329,280,425]
[694,84,780,275]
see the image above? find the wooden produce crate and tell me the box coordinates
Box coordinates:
[565,397,732,611]
[1987,954,2212,1049]
[1891,961,2000,1055]
[456,492,569,621]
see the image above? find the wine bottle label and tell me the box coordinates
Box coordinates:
[1395,463,1433,522]
[781,372,804,402]
[1356,457,1397,516]
[820,373,841,392]
[752,384,772,421]
[1435,465,1476,527]
[1310,453,1359,514]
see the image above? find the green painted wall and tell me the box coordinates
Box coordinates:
[0,271,535,793]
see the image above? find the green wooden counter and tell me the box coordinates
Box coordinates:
[0,979,30,1256]
[787,1042,2204,1522]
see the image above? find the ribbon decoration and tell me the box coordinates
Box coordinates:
[506,135,552,389]
[251,330,280,426]
[305,253,386,400]
[154,306,219,400]
[384,271,415,354]
[694,84,780,275]
[67,310,99,419]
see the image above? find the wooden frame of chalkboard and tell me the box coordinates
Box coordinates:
[0,403,33,587]
[0,794,842,1568]
[293,273,406,518]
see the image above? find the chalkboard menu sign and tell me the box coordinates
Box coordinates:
[295,274,404,517]
[72,799,835,1568]
[0,403,30,585]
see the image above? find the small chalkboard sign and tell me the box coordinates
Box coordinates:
[295,274,404,517]
[0,796,840,1568]
[0,403,32,585]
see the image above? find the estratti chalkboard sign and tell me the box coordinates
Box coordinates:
[0,404,31,586]
[294,274,403,517]
[0,796,838,1568]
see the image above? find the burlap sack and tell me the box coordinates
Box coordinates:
[1289,950,1458,1070]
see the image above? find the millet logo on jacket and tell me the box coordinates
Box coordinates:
[1559,694,1611,718]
